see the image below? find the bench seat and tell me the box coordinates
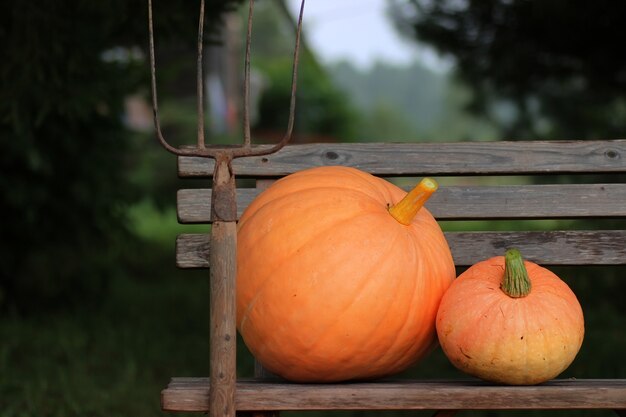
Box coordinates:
[162,378,626,412]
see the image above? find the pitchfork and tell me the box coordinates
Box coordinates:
[147,1,305,416]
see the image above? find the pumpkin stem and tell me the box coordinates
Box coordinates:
[501,248,532,298]
[389,178,438,225]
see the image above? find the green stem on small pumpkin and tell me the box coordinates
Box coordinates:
[501,248,532,298]
[388,177,438,225]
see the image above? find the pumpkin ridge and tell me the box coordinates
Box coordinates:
[237,195,366,330]
[314,166,404,204]
[238,210,360,332]
[410,223,455,296]
[302,226,407,376]
[531,272,580,304]
[372,231,424,371]
[533,291,582,347]
[450,291,506,362]
[364,219,450,373]
[239,183,389,232]
[243,188,385,262]
[519,301,530,372]
[468,297,505,367]
[407,228,449,338]
[529,301,558,374]
[372,206,453,371]
[331,166,393,203]
[238,209,391,334]
[497,301,529,370]
[238,185,386,267]
[238,185,353,230]
[276,166,389,200]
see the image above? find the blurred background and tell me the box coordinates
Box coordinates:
[1,0,625,416]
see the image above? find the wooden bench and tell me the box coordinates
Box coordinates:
[162,140,626,415]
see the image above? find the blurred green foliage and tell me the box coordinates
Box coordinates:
[328,60,500,141]
[391,0,626,139]
[256,56,358,141]
[0,244,224,416]
[248,1,358,142]
[0,0,241,313]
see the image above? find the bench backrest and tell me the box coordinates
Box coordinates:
[175,140,626,269]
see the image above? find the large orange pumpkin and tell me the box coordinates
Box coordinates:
[436,249,585,385]
[236,166,455,382]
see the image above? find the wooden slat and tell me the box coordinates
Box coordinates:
[176,234,210,269]
[447,230,626,265]
[161,378,626,411]
[177,184,626,223]
[178,140,626,177]
[175,230,626,268]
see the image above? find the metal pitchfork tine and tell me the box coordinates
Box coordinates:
[147,1,305,416]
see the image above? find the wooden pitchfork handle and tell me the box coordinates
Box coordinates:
[147,1,306,416]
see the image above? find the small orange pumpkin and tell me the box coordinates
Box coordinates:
[436,249,585,385]
[237,166,455,382]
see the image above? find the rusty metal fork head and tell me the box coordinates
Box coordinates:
[147,0,305,159]
[147,0,305,221]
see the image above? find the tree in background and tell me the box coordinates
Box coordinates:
[328,60,500,142]
[249,1,358,143]
[330,60,445,140]
[0,0,242,313]
[390,0,626,139]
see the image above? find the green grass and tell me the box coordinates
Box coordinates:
[0,264,206,416]
[128,199,208,246]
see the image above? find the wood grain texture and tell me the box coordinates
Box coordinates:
[176,234,211,269]
[161,378,626,411]
[209,222,237,417]
[177,184,626,223]
[178,140,626,178]
[176,230,626,268]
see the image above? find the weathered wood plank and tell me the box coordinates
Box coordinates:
[178,140,626,177]
[177,184,626,223]
[175,230,626,268]
[161,378,626,411]
[176,234,210,269]
[209,222,237,417]
[447,230,626,266]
